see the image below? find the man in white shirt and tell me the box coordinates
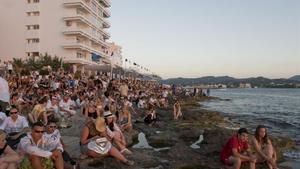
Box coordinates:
[19,122,64,169]
[59,95,76,117]
[44,121,77,167]
[0,106,30,149]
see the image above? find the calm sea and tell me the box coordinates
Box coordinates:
[201,88,300,163]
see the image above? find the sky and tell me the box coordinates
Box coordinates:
[109,0,300,79]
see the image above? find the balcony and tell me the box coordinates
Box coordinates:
[25,16,39,25]
[103,8,111,18]
[100,29,110,39]
[63,0,91,12]
[25,30,40,39]
[63,27,108,47]
[62,42,107,57]
[63,14,93,28]
[64,0,107,20]
[102,19,110,28]
[26,3,40,12]
[25,43,40,52]
[98,0,111,8]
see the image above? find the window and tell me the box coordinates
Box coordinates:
[26,12,31,16]
[32,52,39,56]
[27,0,31,3]
[32,39,39,43]
[32,11,40,16]
[27,38,40,43]
[26,25,39,30]
[33,25,39,29]
[77,52,83,58]
[33,0,39,3]
[66,21,72,27]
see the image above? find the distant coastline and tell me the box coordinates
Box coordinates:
[160,75,300,88]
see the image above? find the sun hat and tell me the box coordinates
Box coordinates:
[95,117,106,132]
[103,111,114,118]
[87,137,112,154]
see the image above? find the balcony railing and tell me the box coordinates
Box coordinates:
[64,0,109,20]
[64,14,110,40]
[63,27,108,47]
[98,0,111,7]
[25,43,40,52]
[26,3,40,12]
[25,30,40,39]
[102,19,110,28]
[62,42,108,57]
[103,8,111,18]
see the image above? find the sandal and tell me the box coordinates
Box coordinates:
[123,160,134,166]
[120,148,133,155]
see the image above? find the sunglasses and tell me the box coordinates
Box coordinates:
[48,126,57,128]
[10,111,18,114]
[34,130,44,133]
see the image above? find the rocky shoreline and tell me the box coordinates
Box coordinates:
[60,96,296,169]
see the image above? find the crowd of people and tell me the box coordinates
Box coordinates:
[0,68,279,169]
[0,69,177,169]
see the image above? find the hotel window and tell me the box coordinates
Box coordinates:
[27,0,31,3]
[66,21,72,27]
[33,0,39,3]
[32,52,39,56]
[33,25,39,29]
[26,25,39,30]
[77,52,83,58]
[32,39,39,43]
[27,38,40,43]
[32,11,40,16]
[26,12,31,16]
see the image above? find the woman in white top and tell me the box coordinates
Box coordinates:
[0,106,30,149]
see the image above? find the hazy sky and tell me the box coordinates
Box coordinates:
[109,0,300,79]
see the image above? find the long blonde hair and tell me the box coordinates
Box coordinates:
[0,130,7,139]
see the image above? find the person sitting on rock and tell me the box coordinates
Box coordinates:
[28,96,48,125]
[0,130,21,169]
[253,125,278,169]
[44,120,77,169]
[144,105,157,126]
[80,117,134,166]
[220,128,256,169]
[59,94,76,117]
[0,105,30,149]
[19,122,64,169]
[104,110,132,155]
[118,101,133,132]
[173,99,182,120]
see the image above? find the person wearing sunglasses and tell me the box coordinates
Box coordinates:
[0,105,30,149]
[19,122,64,169]
[44,120,77,169]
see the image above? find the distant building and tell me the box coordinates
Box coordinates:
[106,42,123,67]
[239,83,252,88]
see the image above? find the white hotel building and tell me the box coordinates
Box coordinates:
[0,0,113,70]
